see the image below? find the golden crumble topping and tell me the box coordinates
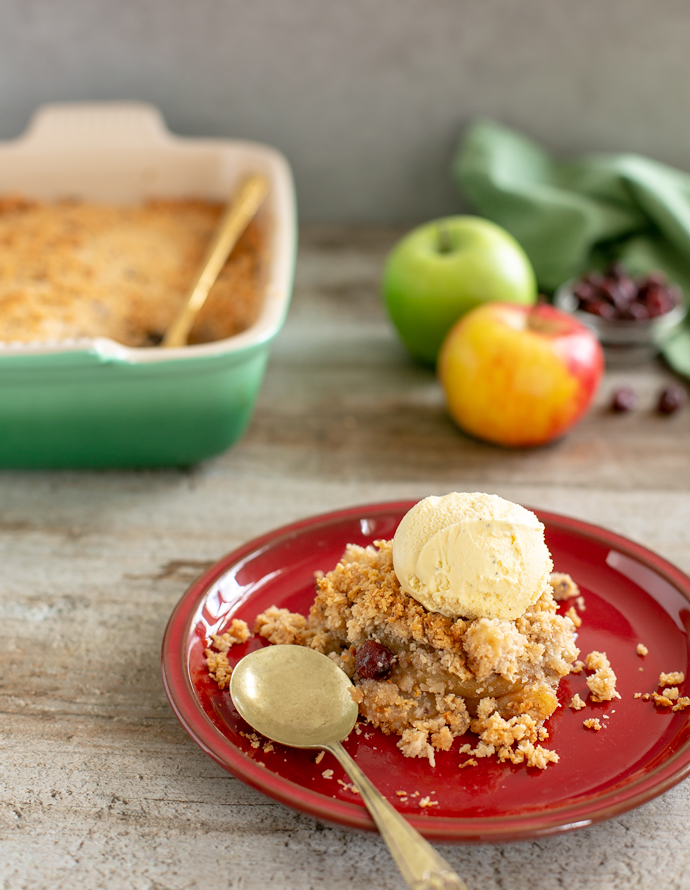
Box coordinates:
[0,196,265,347]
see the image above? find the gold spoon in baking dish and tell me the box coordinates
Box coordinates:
[231,645,469,890]
[161,173,269,348]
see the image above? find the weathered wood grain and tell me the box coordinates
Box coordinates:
[1,225,690,889]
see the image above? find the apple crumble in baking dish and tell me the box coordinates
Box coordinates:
[0,196,265,347]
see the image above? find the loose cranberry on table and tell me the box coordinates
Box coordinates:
[657,385,687,415]
[355,640,395,679]
[573,264,682,321]
[611,387,637,413]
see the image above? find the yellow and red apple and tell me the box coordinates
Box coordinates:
[438,302,604,447]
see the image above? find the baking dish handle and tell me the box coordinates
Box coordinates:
[20,103,172,149]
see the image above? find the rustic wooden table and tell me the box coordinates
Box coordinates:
[2,226,690,890]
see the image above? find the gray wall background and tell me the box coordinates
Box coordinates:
[2,0,690,223]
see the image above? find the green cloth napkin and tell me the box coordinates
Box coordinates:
[452,120,690,376]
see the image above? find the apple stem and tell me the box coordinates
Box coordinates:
[437,225,454,254]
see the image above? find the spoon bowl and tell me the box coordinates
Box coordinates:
[231,644,358,748]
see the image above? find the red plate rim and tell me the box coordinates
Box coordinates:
[161,501,690,843]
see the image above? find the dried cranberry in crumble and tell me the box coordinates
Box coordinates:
[355,640,395,679]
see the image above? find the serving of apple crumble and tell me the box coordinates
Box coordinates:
[251,539,580,769]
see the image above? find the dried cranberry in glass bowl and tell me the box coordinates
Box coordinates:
[554,264,687,366]
[572,264,681,321]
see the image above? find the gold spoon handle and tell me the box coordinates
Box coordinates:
[161,173,269,348]
[325,741,469,890]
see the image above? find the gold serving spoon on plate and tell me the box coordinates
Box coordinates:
[231,645,469,890]
[161,173,269,348]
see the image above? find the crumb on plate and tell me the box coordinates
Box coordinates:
[585,651,621,702]
[549,572,580,601]
[659,671,685,687]
[569,693,586,711]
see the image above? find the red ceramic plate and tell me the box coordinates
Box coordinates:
[161,502,690,844]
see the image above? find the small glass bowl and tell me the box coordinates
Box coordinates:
[554,280,687,366]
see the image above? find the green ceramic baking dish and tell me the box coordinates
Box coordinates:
[0,103,296,468]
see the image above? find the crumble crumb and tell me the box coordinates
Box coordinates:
[210,619,251,653]
[240,731,262,749]
[664,687,680,701]
[583,718,602,731]
[585,651,621,702]
[642,693,651,701]
[550,573,579,601]
[585,651,608,671]
[474,741,497,758]
[471,711,559,768]
[254,605,307,645]
[314,751,325,765]
[659,671,685,687]
[571,661,585,674]
[636,643,649,657]
[337,780,359,794]
[565,606,582,628]
[204,649,233,689]
[322,769,334,779]
[395,790,408,797]
[634,693,642,699]
[569,693,586,711]
[459,758,478,769]
[652,692,675,708]
[398,728,437,767]
[673,697,690,712]
[419,796,438,808]
[575,595,586,612]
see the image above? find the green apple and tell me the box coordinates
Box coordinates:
[383,216,537,364]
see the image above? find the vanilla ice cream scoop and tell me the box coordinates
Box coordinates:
[392,492,553,620]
